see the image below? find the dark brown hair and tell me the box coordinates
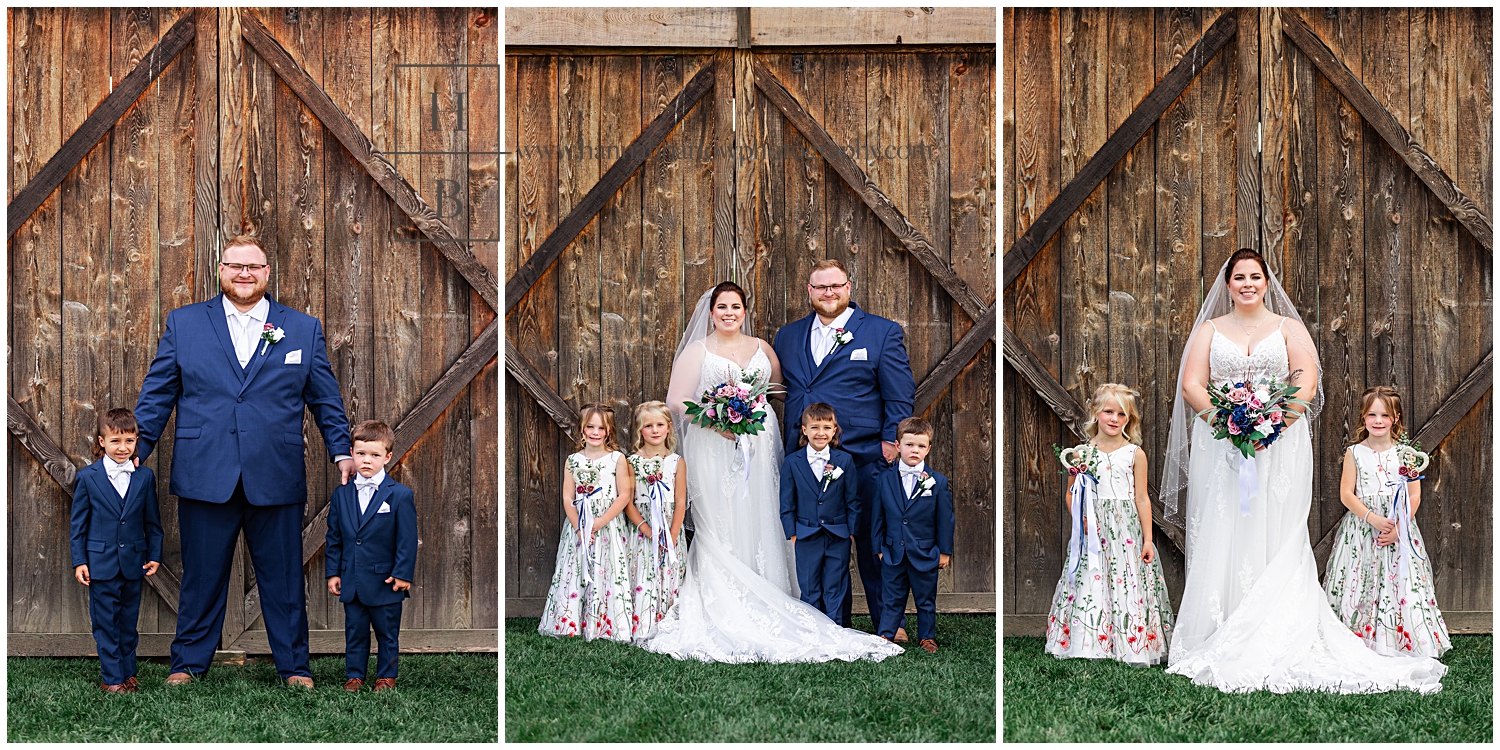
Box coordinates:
[710,281,747,310]
[897,416,935,442]
[808,258,850,285]
[576,402,622,452]
[94,408,138,458]
[1353,385,1407,443]
[1223,248,1269,284]
[797,402,841,447]
[352,420,396,453]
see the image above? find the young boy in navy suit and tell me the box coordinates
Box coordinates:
[70,408,164,693]
[780,403,860,623]
[871,417,954,652]
[326,420,418,692]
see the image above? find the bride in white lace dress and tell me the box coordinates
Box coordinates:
[1160,250,1445,693]
[639,282,901,663]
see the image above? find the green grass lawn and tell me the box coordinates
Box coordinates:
[506,614,996,742]
[1003,635,1492,742]
[7,653,498,742]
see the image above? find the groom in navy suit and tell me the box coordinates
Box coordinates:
[772,258,916,634]
[135,234,353,687]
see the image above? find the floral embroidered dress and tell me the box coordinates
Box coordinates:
[1323,444,1451,657]
[627,453,687,641]
[538,450,633,642]
[1045,443,1174,664]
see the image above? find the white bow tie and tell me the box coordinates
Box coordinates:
[106,461,135,478]
[355,478,380,490]
[810,450,830,461]
[900,465,924,476]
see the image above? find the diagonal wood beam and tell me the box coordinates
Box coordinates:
[8,13,196,238]
[1003,9,1238,290]
[297,318,500,568]
[1281,10,1492,253]
[8,395,182,612]
[505,62,716,314]
[238,13,500,312]
[751,56,989,323]
[1313,350,1493,562]
[505,340,580,439]
[1002,326,1186,551]
[914,304,995,416]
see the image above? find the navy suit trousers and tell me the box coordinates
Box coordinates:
[878,557,938,641]
[89,574,143,684]
[171,481,309,678]
[840,460,886,630]
[344,598,403,680]
[795,530,851,623]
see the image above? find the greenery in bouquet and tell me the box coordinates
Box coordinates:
[683,370,779,436]
[1198,373,1309,459]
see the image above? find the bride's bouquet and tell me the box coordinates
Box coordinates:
[682,370,777,436]
[1197,372,1309,459]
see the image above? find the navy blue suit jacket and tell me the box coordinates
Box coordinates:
[780,448,860,539]
[324,475,418,607]
[870,465,954,572]
[772,304,916,468]
[69,460,164,581]
[134,294,352,506]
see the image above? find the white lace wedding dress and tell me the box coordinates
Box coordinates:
[1166,324,1446,693]
[639,343,902,663]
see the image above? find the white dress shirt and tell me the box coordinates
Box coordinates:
[899,460,926,497]
[355,469,386,514]
[223,296,271,367]
[806,445,831,479]
[810,306,855,367]
[104,456,135,499]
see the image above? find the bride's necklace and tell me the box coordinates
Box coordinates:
[1229,310,1271,334]
[710,332,749,359]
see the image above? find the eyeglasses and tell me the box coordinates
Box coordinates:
[809,281,849,293]
[220,262,269,273]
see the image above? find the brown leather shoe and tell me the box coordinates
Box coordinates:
[920,638,938,653]
[164,672,193,686]
[372,678,396,692]
[894,627,909,643]
[343,678,364,692]
[123,676,140,691]
[286,675,315,689]
[101,682,130,694]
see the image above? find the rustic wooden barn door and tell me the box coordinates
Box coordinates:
[505,8,996,615]
[9,8,500,655]
[1004,8,1491,634]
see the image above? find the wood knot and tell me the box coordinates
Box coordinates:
[474,12,491,28]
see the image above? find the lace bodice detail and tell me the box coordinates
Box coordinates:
[1090,444,1137,500]
[698,342,772,393]
[1208,325,1289,384]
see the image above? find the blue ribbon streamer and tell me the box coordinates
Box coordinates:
[574,487,600,586]
[1066,473,1102,578]
[646,479,677,572]
[1385,475,1428,593]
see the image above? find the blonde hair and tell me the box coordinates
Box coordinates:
[1353,385,1407,444]
[1083,383,1143,445]
[575,402,622,452]
[631,401,677,453]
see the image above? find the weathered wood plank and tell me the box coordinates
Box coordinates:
[599,54,645,442]
[732,49,758,298]
[678,52,717,313]
[1057,9,1108,408]
[642,54,686,410]
[747,7,995,46]
[865,49,911,331]
[469,6,500,631]
[752,56,989,321]
[1284,30,1322,539]
[194,8,220,300]
[241,11,500,312]
[1003,8,1235,290]
[1258,8,1288,273]
[1199,11,1237,275]
[504,57,521,603]
[949,46,995,595]
[1235,7,1261,252]
[711,48,737,284]
[504,62,714,314]
[753,53,787,347]
[6,12,194,238]
[504,7,738,48]
[819,53,867,302]
[219,7,247,237]
[1281,8,1492,252]
[555,55,601,411]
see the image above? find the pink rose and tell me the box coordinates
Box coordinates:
[1228,387,1251,404]
[1228,422,1241,435]
[1248,396,1263,410]
[1270,411,1283,424]
[705,407,716,418]
[729,412,743,423]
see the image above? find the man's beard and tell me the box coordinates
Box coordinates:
[814,297,849,318]
[221,279,266,307]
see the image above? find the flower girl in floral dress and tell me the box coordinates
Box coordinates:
[1046,383,1173,664]
[623,401,688,642]
[1323,385,1450,657]
[538,402,635,642]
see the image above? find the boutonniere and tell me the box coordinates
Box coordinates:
[832,327,853,347]
[259,323,286,356]
[916,472,935,494]
[820,462,845,491]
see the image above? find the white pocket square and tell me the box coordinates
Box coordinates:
[849,348,868,361]
[922,490,933,496]
[284,349,302,364]
[377,502,392,513]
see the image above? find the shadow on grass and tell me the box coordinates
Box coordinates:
[506,614,995,742]
[1003,634,1492,742]
[8,653,497,742]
